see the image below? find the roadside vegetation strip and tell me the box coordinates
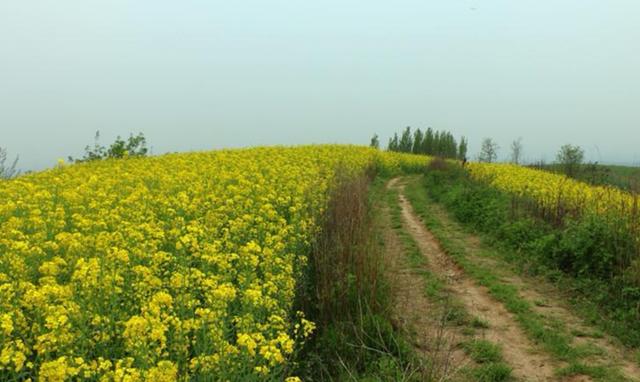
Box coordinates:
[420,162,640,370]
[425,163,640,347]
[402,176,634,381]
[414,176,640,381]
[297,172,427,381]
[464,160,640,348]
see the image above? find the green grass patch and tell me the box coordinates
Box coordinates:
[471,362,513,382]
[462,340,503,363]
[461,340,513,381]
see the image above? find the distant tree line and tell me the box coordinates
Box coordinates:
[380,127,468,160]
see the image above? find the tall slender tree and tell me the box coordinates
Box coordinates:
[445,132,457,158]
[433,131,442,156]
[399,127,413,153]
[458,137,468,160]
[387,133,399,151]
[412,128,424,154]
[422,128,434,155]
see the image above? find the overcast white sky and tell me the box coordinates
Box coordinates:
[1,1,639,171]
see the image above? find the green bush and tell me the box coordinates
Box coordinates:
[553,215,619,279]
[496,218,548,251]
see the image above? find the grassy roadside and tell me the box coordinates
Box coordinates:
[296,173,424,381]
[383,178,513,382]
[402,175,629,381]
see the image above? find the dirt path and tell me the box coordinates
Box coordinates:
[388,178,558,381]
[381,180,469,381]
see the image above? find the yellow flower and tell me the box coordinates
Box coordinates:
[123,316,147,342]
[301,318,316,338]
[146,360,177,382]
[1,314,13,336]
[39,357,79,382]
[13,350,26,372]
[237,333,258,356]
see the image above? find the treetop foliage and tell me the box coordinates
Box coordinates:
[556,144,585,178]
[386,126,467,160]
[69,131,149,163]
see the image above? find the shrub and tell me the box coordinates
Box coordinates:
[553,215,634,279]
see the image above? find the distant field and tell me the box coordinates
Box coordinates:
[606,164,640,189]
[531,163,640,191]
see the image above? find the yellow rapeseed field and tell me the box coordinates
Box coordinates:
[0,146,428,381]
[467,163,639,217]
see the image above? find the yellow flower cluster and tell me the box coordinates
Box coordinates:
[467,163,639,217]
[0,146,428,381]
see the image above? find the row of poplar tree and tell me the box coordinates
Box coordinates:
[380,127,468,160]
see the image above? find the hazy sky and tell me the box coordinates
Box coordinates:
[1,1,639,171]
